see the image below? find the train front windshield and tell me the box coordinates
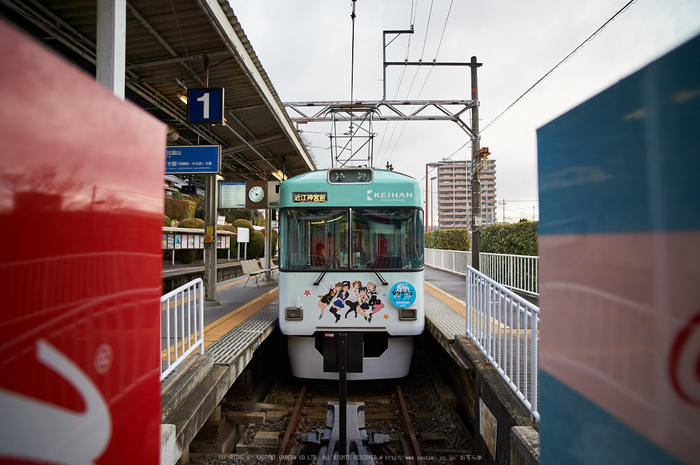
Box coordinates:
[281,208,424,270]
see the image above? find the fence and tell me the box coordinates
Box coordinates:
[481,253,539,296]
[424,248,472,275]
[425,248,539,296]
[466,266,540,421]
[160,278,205,381]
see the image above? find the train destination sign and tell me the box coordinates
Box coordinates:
[165,145,220,174]
[292,192,328,203]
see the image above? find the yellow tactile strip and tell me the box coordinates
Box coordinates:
[202,287,279,350]
[425,281,466,317]
[161,277,278,361]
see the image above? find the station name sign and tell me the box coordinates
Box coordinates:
[166,145,220,174]
[292,192,328,203]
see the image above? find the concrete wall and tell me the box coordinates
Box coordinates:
[430,335,539,465]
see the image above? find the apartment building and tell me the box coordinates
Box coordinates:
[434,159,497,229]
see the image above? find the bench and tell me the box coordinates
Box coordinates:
[259,258,278,278]
[241,259,266,287]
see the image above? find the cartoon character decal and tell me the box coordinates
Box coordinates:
[312,278,414,323]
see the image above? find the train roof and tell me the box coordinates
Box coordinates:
[279,168,422,208]
[285,168,417,183]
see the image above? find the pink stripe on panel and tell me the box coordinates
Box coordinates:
[540,231,700,465]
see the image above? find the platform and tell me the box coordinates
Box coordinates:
[160,267,472,462]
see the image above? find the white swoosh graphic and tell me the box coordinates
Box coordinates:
[0,339,112,465]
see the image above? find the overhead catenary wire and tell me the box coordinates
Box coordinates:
[376,2,415,159]
[482,0,637,132]
[380,0,456,168]
[376,1,419,167]
[350,0,357,104]
[430,0,638,168]
[419,0,435,60]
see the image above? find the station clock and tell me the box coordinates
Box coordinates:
[245,181,267,209]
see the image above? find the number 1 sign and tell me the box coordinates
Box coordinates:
[187,88,224,123]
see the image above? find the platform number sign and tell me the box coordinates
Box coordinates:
[187,88,224,124]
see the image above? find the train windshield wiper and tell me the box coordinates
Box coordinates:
[313,243,344,286]
[359,247,388,286]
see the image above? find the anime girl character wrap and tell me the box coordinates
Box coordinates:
[344,279,362,318]
[317,279,340,320]
[330,282,348,323]
[367,282,384,312]
[357,286,371,320]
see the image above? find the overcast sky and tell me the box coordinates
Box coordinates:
[228,0,700,223]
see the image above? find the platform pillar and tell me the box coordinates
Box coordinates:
[96,0,125,99]
[204,174,219,304]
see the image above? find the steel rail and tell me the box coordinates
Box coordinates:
[274,384,308,465]
[396,384,425,465]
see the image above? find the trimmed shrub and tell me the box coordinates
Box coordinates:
[163,214,171,227]
[232,218,255,239]
[481,220,538,256]
[165,197,194,221]
[178,217,205,229]
[270,228,278,257]
[249,230,265,259]
[425,228,470,251]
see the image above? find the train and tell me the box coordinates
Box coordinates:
[278,167,425,380]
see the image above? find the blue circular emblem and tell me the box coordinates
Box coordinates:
[390,282,416,309]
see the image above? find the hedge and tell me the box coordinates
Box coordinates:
[481,220,538,256]
[425,228,470,251]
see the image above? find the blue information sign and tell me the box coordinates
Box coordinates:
[166,145,220,174]
[187,88,224,123]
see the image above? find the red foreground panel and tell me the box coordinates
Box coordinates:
[0,19,165,465]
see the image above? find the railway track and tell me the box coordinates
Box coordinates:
[187,348,475,465]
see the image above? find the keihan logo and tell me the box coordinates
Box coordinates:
[367,190,413,201]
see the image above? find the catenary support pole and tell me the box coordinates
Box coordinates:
[470,56,482,270]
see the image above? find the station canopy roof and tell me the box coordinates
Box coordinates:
[0,0,316,181]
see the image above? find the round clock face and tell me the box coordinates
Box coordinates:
[248,185,265,202]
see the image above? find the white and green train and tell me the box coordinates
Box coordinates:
[279,167,425,379]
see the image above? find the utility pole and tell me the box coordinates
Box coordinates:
[470,56,483,270]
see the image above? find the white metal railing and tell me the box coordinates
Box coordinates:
[424,248,472,275]
[466,266,540,421]
[160,278,205,381]
[481,252,539,296]
[425,249,539,296]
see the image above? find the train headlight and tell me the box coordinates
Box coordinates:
[399,308,417,321]
[285,307,303,320]
[328,168,373,184]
